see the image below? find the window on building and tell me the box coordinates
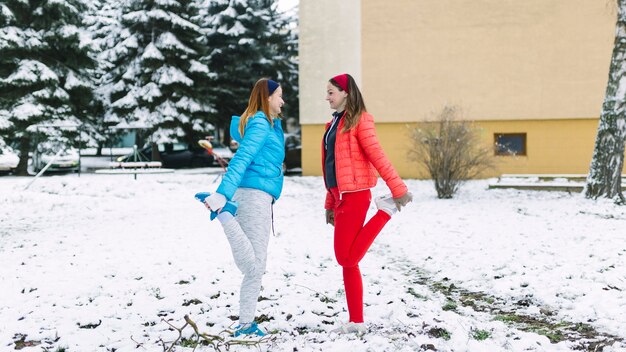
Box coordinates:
[495,133,527,156]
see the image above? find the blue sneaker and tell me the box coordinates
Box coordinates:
[194,192,238,221]
[232,322,266,337]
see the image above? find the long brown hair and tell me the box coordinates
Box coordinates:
[329,74,367,132]
[239,78,275,136]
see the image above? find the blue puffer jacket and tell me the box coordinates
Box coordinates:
[216,111,285,201]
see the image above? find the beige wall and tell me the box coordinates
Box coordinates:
[299,0,361,125]
[361,0,615,122]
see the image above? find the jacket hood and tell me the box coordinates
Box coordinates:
[230,115,242,143]
[230,112,281,143]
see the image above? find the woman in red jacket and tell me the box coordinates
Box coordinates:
[323,73,413,334]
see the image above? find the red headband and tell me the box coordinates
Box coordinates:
[332,74,349,93]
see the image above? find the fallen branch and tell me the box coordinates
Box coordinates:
[130,335,145,349]
[157,315,275,352]
[162,318,188,352]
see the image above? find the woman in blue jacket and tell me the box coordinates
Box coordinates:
[199,78,285,337]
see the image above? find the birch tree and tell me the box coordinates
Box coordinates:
[584,0,626,204]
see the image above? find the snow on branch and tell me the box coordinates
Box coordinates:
[2,60,59,86]
[156,32,196,55]
[142,42,165,61]
[153,65,193,86]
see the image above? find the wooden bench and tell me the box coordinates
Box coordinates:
[108,161,163,169]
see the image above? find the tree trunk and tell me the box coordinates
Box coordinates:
[15,136,31,176]
[584,1,626,204]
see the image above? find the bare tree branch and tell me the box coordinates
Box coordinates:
[408,105,496,198]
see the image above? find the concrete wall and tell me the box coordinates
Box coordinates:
[299,0,361,125]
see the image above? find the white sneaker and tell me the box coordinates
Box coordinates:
[375,193,397,216]
[330,322,367,335]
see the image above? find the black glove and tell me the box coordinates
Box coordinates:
[325,209,335,226]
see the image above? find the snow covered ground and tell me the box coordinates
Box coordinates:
[1,173,625,351]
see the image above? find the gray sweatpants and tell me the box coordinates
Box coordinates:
[220,187,273,324]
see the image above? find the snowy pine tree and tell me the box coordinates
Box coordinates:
[0,0,97,175]
[84,0,123,154]
[584,0,626,204]
[198,0,298,142]
[103,0,214,145]
[262,0,298,122]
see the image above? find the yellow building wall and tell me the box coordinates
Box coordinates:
[360,0,615,122]
[302,118,607,178]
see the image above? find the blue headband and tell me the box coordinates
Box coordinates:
[267,80,279,95]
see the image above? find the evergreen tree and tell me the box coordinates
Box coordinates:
[84,0,123,154]
[584,0,626,204]
[0,0,97,175]
[103,0,214,145]
[262,0,298,123]
[198,0,298,142]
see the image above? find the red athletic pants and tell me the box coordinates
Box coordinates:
[329,187,391,323]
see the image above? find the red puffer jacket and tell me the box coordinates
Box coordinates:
[323,111,408,209]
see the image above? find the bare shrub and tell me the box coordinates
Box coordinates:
[408,106,495,198]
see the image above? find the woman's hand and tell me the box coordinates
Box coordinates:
[325,209,335,226]
[393,192,413,211]
[205,193,227,211]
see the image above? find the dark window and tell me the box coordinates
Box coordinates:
[495,133,527,156]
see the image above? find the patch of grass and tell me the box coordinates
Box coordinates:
[157,310,173,317]
[496,313,567,343]
[256,314,273,323]
[409,266,624,348]
[152,288,164,300]
[472,329,491,341]
[441,300,457,311]
[182,298,202,306]
[180,337,195,347]
[77,320,102,329]
[532,328,565,343]
[180,337,210,348]
[573,322,595,336]
[315,293,337,304]
[407,287,428,300]
[427,327,451,340]
[14,336,41,350]
[460,298,476,308]
[431,282,449,293]
[494,314,522,323]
